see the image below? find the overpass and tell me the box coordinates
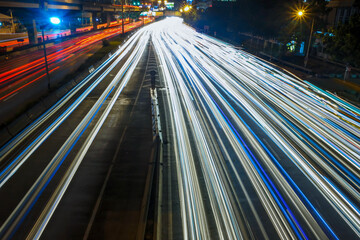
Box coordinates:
[0,0,141,44]
[0,0,141,12]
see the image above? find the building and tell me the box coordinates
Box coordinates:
[0,13,15,33]
[196,1,212,10]
[327,0,359,27]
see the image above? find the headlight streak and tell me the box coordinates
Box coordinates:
[165,44,243,239]
[188,37,333,238]
[0,30,144,188]
[0,28,149,238]
[0,27,148,159]
[197,36,360,236]
[151,18,360,239]
[154,19,300,239]
[1,17,360,239]
[175,40,307,239]
[27,31,151,240]
[176,40,320,239]
[153,30,211,239]
[194,31,357,190]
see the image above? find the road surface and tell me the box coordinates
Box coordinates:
[0,19,132,50]
[0,18,152,124]
[152,18,360,239]
[0,17,359,239]
[0,27,153,239]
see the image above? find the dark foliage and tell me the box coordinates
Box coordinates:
[192,0,331,38]
[325,14,360,67]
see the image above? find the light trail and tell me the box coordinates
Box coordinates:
[151,18,360,239]
[0,30,151,240]
[0,18,144,50]
[0,26,150,239]
[0,17,359,239]
[0,29,142,188]
[0,19,153,101]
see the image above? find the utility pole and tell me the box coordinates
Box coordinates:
[9,9,15,33]
[304,17,314,68]
[41,27,51,90]
[39,0,51,90]
[121,0,125,34]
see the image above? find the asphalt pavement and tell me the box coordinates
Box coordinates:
[0,20,148,125]
[0,27,153,239]
[0,17,359,240]
[152,18,360,239]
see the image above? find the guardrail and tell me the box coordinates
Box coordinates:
[259,52,313,74]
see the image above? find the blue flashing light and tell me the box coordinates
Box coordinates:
[50,17,60,25]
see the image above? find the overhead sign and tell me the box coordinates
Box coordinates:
[166,2,174,9]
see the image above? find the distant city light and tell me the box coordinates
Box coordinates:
[297,11,304,17]
[184,6,190,11]
[50,17,60,25]
[166,2,174,9]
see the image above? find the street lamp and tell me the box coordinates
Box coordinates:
[295,9,314,68]
[41,17,60,90]
[50,17,61,25]
[121,0,124,35]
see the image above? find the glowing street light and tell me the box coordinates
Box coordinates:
[294,8,314,67]
[184,5,190,12]
[41,16,61,90]
[49,17,61,25]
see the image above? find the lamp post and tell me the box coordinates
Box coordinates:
[41,17,60,90]
[179,5,191,13]
[304,17,314,68]
[9,9,15,34]
[296,9,314,68]
[40,26,51,90]
[121,0,125,34]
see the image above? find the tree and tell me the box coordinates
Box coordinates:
[232,0,291,37]
[183,8,200,26]
[325,14,360,67]
[277,0,331,53]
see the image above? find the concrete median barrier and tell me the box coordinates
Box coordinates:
[26,101,47,121]
[7,113,31,136]
[0,127,13,147]
[55,86,68,99]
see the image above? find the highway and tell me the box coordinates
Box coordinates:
[0,25,152,239]
[152,18,360,239]
[0,18,153,124]
[0,19,138,50]
[0,19,152,90]
[0,17,359,239]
